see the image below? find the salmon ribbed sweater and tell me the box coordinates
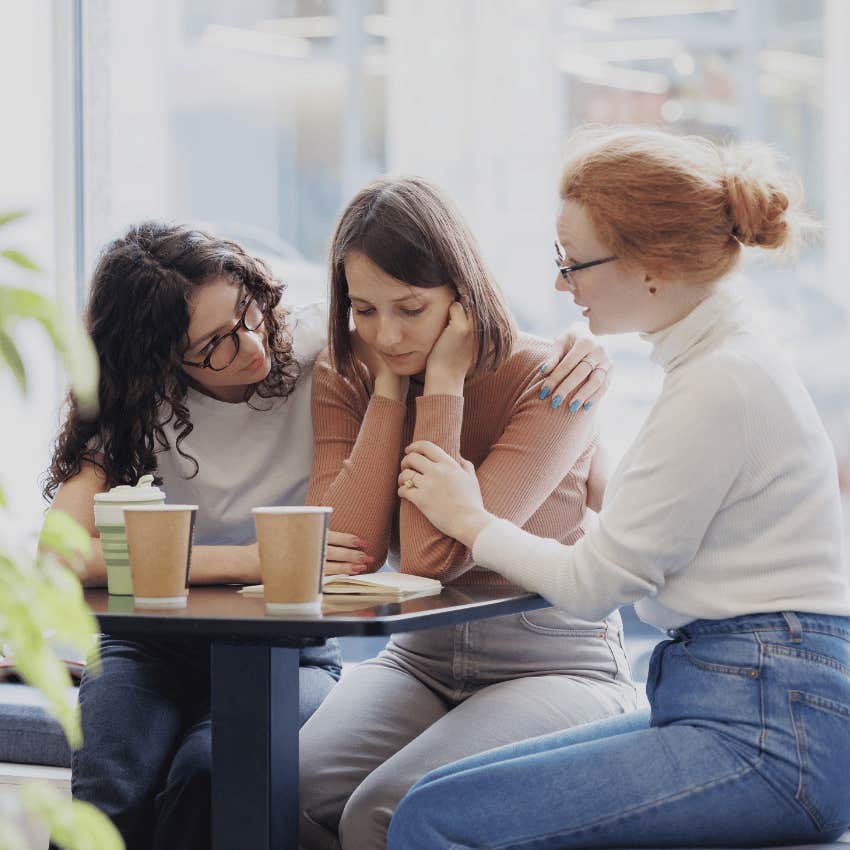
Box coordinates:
[306,333,597,584]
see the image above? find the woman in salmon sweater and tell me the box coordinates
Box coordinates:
[298,176,639,850]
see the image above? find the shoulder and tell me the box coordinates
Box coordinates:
[662,349,750,423]
[286,301,328,366]
[311,346,369,410]
[492,332,552,385]
[674,338,781,402]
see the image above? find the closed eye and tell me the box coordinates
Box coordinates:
[401,307,425,317]
[199,337,219,356]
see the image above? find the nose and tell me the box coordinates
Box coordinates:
[555,271,571,293]
[238,325,265,355]
[376,316,403,349]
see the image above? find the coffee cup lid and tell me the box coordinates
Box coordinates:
[94,474,166,504]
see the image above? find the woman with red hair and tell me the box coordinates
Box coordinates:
[390,127,850,849]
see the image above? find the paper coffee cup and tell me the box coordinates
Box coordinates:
[252,507,331,615]
[94,475,166,595]
[124,505,197,609]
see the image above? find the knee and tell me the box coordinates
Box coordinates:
[338,772,402,850]
[299,736,343,841]
[386,789,430,850]
[167,725,211,792]
[299,807,342,850]
[387,786,446,850]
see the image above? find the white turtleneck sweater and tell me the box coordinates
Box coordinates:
[472,286,850,630]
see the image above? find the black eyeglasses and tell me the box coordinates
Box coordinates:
[555,241,617,286]
[182,295,265,372]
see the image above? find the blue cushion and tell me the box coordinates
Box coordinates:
[0,683,74,767]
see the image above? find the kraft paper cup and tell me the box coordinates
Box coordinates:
[124,505,198,609]
[252,507,331,615]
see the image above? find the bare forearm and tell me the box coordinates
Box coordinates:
[79,540,107,587]
[188,544,260,585]
[79,541,260,587]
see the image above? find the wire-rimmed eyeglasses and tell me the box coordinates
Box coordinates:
[555,241,617,286]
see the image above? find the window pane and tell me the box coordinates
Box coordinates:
[81,0,850,533]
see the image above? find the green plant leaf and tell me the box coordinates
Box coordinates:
[0,284,51,319]
[0,284,98,411]
[0,558,81,744]
[39,509,93,564]
[0,546,101,747]
[40,316,99,414]
[0,480,6,508]
[0,324,27,392]
[0,210,27,227]
[1,249,40,271]
[20,784,125,850]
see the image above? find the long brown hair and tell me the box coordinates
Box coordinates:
[44,221,299,498]
[327,176,516,380]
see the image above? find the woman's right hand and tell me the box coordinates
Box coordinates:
[351,329,409,402]
[324,530,375,576]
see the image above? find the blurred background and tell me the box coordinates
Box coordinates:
[2,0,848,552]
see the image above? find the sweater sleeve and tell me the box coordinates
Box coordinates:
[399,384,597,581]
[306,357,407,567]
[472,364,748,620]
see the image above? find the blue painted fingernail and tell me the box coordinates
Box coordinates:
[583,401,593,411]
[551,394,563,409]
[569,400,581,413]
[539,363,549,375]
[539,387,551,400]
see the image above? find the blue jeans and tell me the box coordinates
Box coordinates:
[72,635,341,850]
[389,612,850,849]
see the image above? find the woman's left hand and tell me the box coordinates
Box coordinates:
[424,302,475,391]
[537,324,612,412]
[398,441,492,547]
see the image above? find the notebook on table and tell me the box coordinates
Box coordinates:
[239,572,443,602]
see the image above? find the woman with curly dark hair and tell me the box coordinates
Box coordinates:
[43,221,368,850]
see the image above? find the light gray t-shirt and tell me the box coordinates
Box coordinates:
[155,302,327,546]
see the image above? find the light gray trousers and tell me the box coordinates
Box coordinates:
[298,607,638,850]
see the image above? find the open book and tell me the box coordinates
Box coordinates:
[239,572,443,602]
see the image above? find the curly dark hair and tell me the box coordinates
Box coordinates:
[43,221,301,499]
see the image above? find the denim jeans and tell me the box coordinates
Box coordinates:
[389,612,850,849]
[72,635,341,850]
[300,608,637,850]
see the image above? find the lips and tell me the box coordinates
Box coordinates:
[243,354,265,371]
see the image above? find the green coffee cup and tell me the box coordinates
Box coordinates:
[94,475,166,595]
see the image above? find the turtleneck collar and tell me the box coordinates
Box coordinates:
[640,283,749,372]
